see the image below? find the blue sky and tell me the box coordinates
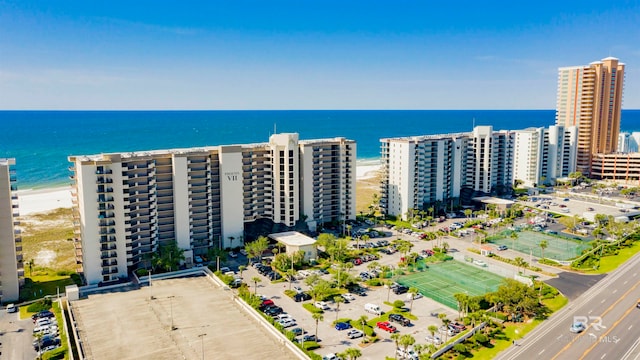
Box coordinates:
[1,1,639,110]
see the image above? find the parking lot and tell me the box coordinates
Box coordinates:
[239,230,470,360]
[71,275,298,360]
[0,307,38,360]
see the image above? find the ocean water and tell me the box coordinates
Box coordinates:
[1,110,639,189]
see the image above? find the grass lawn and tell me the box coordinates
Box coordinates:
[21,270,78,302]
[585,241,640,274]
[470,294,567,359]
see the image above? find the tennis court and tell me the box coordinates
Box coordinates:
[398,261,503,309]
[488,230,591,261]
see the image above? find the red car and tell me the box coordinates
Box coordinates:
[376,321,397,333]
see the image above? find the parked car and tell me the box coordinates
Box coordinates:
[278,318,297,328]
[497,245,508,251]
[335,322,352,331]
[389,313,411,326]
[294,292,312,302]
[322,353,340,360]
[473,259,487,267]
[264,306,283,316]
[291,327,306,336]
[396,347,419,360]
[393,285,409,295]
[31,310,54,322]
[376,321,397,333]
[302,334,319,342]
[229,251,238,258]
[347,329,364,339]
[6,303,17,313]
[314,301,330,310]
[239,249,248,256]
[341,293,355,302]
[425,334,443,345]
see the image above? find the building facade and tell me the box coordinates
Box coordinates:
[555,57,625,174]
[591,153,640,184]
[0,159,23,302]
[512,126,577,187]
[380,133,467,219]
[69,134,355,285]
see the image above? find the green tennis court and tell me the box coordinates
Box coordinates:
[488,230,591,261]
[398,261,503,309]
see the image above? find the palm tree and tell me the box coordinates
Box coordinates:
[343,347,362,360]
[334,295,345,321]
[464,209,472,222]
[399,334,416,357]
[438,313,450,342]
[390,333,401,358]
[227,236,235,249]
[428,324,438,339]
[453,292,469,318]
[252,276,261,295]
[357,315,369,341]
[312,312,324,341]
[539,240,548,259]
[408,287,419,312]
[286,268,296,290]
[413,344,426,357]
[514,257,527,275]
[238,265,246,279]
[510,231,519,250]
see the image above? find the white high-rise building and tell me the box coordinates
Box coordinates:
[380,133,467,219]
[69,134,355,285]
[463,126,514,195]
[512,126,577,187]
[0,158,23,302]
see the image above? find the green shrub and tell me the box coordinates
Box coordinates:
[27,299,52,313]
[333,318,353,325]
[367,278,382,286]
[392,300,405,309]
[302,303,323,314]
[136,268,149,276]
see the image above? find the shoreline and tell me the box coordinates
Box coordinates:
[17,162,382,216]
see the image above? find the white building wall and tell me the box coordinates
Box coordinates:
[76,162,101,285]
[299,145,316,230]
[0,159,20,302]
[172,156,191,250]
[219,147,245,249]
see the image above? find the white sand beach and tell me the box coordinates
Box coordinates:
[356,163,382,180]
[16,162,382,216]
[17,187,73,216]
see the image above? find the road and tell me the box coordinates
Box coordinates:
[497,250,640,360]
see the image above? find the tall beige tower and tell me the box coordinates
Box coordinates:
[555,57,625,174]
[0,158,22,302]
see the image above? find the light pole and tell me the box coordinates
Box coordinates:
[168,295,176,330]
[198,333,207,360]
[148,269,154,300]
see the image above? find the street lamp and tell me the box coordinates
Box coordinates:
[198,333,207,360]
[168,295,176,330]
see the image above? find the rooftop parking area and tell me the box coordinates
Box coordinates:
[71,275,298,360]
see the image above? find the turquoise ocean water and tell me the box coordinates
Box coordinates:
[1,110,639,189]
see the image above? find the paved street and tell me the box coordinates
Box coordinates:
[497,250,640,360]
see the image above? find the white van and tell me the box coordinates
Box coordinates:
[6,303,17,313]
[364,303,382,316]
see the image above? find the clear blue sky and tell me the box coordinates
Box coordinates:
[1,1,639,110]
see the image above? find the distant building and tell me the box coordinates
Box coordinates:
[0,158,23,302]
[618,132,639,153]
[69,134,355,285]
[591,153,640,184]
[463,126,514,195]
[555,57,625,174]
[512,125,577,187]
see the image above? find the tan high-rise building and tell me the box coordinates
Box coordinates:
[555,57,625,174]
[0,158,23,302]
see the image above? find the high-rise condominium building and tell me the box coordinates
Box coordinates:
[0,158,23,302]
[69,134,355,285]
[381,126,515,219]
[555,57,625,174]
[512,126,577,187]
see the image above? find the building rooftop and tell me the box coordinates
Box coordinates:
[472,196,515,205]
[269,231,317,246]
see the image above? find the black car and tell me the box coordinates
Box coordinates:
[34,337,60,350]
[294,292,312,302]
[393,285,409,295]
[302,334,319,342]
[264,306,283,316]
[389,313,411,326]
[31,310,54,322]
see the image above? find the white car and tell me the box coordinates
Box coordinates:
[239,249,248,256]
[322,354,341,360]
[275,313,292,321]
[342,293,356,301]
[314,301,330,310]
[406,293,423,300]
[425,334,442,345]
[293,286,304,294]
[347,329,364,339]
[473,259,487,267]
[279,318,297,328]
[396,347,419,360]
[228,252,238,258]
[570,322,586,333]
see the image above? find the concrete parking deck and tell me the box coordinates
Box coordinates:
[71,275,298,360]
